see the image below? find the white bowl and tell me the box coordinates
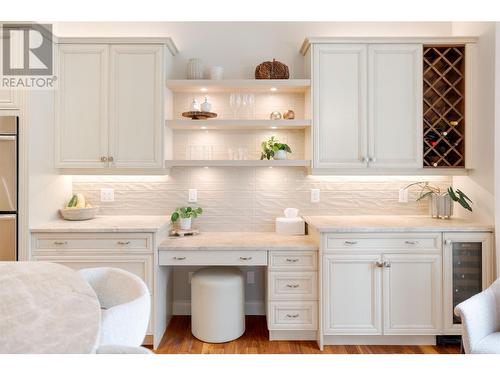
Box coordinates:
[60,207,99,221]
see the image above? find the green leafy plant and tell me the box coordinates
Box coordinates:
[260,136,292,160]
[403,182,472,212]
[171,206,203,222]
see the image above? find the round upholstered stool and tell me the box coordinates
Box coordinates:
[191,267,245,343]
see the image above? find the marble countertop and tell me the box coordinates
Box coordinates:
[158,232,318,251]
[304,215,494,233]
[30,215,171,233]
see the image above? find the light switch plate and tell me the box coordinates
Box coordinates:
[188,189,197,203]
[311,188,320,203]
[100,188,115,202]
[399,188,409,203]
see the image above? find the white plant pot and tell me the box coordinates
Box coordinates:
[179,217,192,230]
[273,150,287,160]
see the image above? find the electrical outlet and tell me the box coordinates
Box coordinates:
[311,188,320,203]
[246,271,255,284]
[399,188,409,203]
[188,189,197,203]
[100,188,114,202]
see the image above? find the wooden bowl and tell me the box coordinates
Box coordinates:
[60,207,99,221]
[182,111,217,120]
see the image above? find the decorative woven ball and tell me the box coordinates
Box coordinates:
[255,59,289,79]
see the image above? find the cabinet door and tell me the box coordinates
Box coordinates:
[383,253,441,334]
[323,254,382,334]
[313,44,368,169]
[442,232,493,334]
[109,45,163,168]
[0,32,20,109]
[55,44,109,168]
[368,44,423,169]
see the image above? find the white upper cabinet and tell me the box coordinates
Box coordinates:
[0,89,19,109]
[109,45,163,168]
[56,40,169,170]
[368,44,423,169]
[312,43,423,170]
[56,44,109,168]
[313,44,367,168]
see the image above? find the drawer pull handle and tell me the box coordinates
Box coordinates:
[286,283,300,288]
[286,313,300,318]
[117,241,131,245]
[375,261,384,268]
[54,241,67,245]
[286,258,299,263]
[384,261,391,268]
[405,240,419,245]
[173,257,186,260]
[344,240,358,245]
[240,257,253,261]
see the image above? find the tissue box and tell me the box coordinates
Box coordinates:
[275,217,305,236]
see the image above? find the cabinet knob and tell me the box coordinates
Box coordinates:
[375,261,384,268]
[445,239,453,246]
[361,156,368,163]
[239,256,253,261]
[100,156,108,162]
[369,157,376,163]
[108,156,114,162]
[384,261,391,268]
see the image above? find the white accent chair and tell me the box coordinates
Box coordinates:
[79,267,151,347]
[454,278,500,354]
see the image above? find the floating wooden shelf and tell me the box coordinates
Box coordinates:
[164,160,311,168]
[423,45,465,168]
[166,79,311,93]
[166,119,311,130]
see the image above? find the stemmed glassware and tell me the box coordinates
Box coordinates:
[228,93,255,119]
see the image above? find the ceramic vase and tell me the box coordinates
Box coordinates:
[273,150,287,160]
[187,58,204,79]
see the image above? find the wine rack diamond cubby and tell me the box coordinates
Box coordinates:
[423,45,465,168]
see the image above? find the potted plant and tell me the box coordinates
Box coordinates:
[260,136,292,160]
[403,182,472,219]
[171,206,203,230]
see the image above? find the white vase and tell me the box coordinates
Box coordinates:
[209,66,224,80]
[179,217,192,230]
[273,150,287,160]
[187,58,204,79]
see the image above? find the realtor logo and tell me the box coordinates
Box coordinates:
[2,23,53,76]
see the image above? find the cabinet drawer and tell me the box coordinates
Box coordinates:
[32,233,153,253]
[268,272,318,300]
[268,251,317,271]
[325,233,441,252]
[159,250,267,266]
[268,302,318,330]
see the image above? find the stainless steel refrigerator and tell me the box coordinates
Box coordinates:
[0,116,18,261]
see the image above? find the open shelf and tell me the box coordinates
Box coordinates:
[166,79,311,93]
[164,160,311,168]
[166,119,311,130]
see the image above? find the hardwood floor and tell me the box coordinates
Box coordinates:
[155,316,460,354]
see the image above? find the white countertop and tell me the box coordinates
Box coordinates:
[158,232,318,251]
[30,215,171,233]
[303,215,494,233]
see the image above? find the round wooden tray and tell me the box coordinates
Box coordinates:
[182,111,218,120]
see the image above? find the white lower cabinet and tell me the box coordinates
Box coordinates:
[382,254,442,334]
[323,254,382,335]
[323,234,443,337]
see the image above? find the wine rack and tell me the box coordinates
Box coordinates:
[423,46,465,168]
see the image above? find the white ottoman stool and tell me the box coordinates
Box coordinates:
[191,267,245,343]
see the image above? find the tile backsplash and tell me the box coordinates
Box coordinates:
[72,169,452,232]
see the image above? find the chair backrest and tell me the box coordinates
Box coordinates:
[78,267,149,309]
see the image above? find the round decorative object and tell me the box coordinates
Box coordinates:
[187,58,204,79]
[182,111,218,120]
[255,59,289,79]
[283,110,295,120]
[269,111,282,120]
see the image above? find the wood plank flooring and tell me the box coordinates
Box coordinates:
[155,316,460,354]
